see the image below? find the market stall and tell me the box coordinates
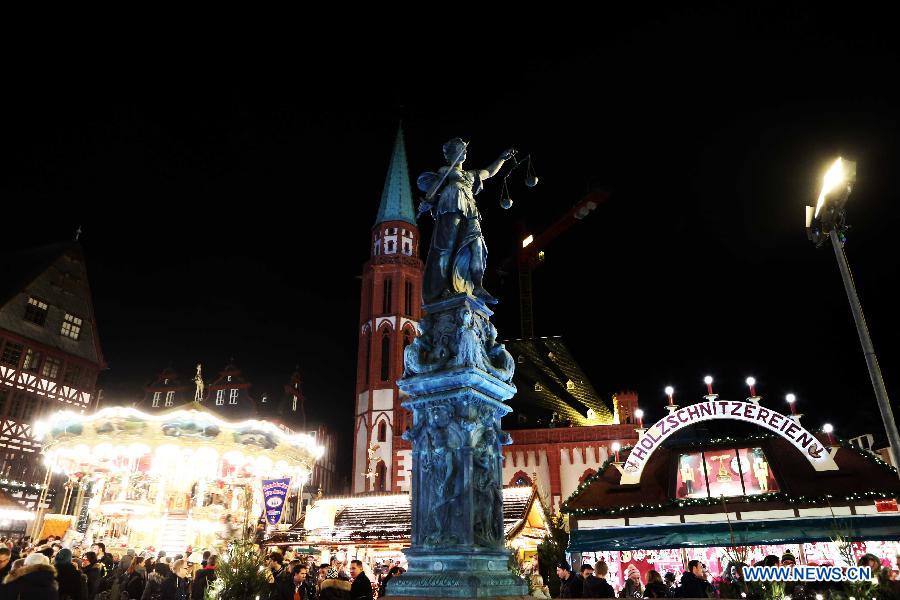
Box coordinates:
[274,486,550,566]
[562,433,900,590]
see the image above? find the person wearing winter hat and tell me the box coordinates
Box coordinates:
[2,551,59,600]
[54,547,85,600]
[319,567,350,600]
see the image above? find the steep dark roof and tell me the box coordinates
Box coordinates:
[504,336,614,427]
[0,242,77,309]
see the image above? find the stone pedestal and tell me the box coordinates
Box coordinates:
[389,294,527,597]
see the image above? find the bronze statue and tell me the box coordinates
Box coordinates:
[417,139,516,304]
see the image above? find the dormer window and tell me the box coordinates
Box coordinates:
[152,392,161,407]
[24,297,48,326]
[165,391,174,407]
[227,375,232,382]
[566,380,575,391]
[534,382,543,392]
[229,389,238,404]
[216,390,225,405]
[60,313,82,340]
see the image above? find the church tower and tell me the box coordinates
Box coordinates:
[352,127,423,494]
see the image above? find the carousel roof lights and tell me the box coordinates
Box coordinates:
[34,404,322,452]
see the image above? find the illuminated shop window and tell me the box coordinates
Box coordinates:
[676,447,778,499]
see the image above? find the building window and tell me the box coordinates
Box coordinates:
[229,389,238,404]
[42,357,61,379]
[377,420,387,442]
[566,380,575,391]
[62,364,83,387]
[216,390,224,406]
[60,314,82,340]
[404,281,413,316]
[23,297,48,326]
[403,242,411,255]
[363,330,371,384]
[22,349,41,373]
[380,332,391,381]
[403,328,415,350]
[382,279,392,313]
[152,392,161,407]
[387,240,395,253]
[0,343,24,367]
[165,391,174,407]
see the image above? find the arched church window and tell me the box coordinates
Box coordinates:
[378,420,387,442]
[364,330,372,383]
[380,331,391,381]
[403,328,415,350]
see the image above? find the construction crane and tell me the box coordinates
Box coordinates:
[500,191,608,339]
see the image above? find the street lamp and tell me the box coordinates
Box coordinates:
[806,157,900,473]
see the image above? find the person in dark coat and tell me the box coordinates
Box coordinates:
[318,568,350,600]
[557,562,583,598]
[54,549,85,600]
[643,570,669,598]
[166,560,190,600]
[675,561,712,599]
[82,552,104,600]
[142,562,172,600]
[0,552,59,600]
[126,557,148,600]
[0,548,11,582]
[583,560,615,598]
[348,560,372,600]
[191,555,216,600]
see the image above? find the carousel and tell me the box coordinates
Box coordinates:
[33,402,323,553]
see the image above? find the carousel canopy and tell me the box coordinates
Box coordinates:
[34,402,324,478]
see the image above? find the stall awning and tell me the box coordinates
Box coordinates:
[569,514,900,551]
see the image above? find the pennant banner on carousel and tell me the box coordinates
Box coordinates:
[262,478,292,525]
[617,400,839,485]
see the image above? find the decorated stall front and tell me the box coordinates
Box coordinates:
[272,486,549,566]
[34,403,323,553]
[562,430,900,592]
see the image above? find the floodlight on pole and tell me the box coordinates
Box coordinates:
[805,157,900,475]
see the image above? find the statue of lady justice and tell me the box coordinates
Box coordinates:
[417,139,516,305]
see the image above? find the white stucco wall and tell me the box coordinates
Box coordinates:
[353,417,368,494]
[395,449,412,492]
[372,388,393,411]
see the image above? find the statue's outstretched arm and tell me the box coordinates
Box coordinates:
[478,148,516,181]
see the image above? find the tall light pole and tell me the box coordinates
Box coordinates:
[806,157,900,474]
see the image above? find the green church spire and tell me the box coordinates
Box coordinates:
[375,126,416,226]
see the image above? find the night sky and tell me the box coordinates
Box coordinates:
[3,9,899,477]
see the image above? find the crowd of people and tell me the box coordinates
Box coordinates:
[0,535,217,600]
[529,551,900,599]
[0,534,396,600]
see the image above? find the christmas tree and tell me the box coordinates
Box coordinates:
[205,487,271,600]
